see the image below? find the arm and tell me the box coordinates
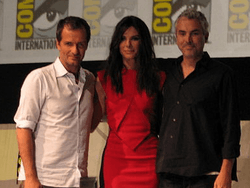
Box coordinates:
[16,128,42,188]
[215,69,240,187]
[214,158,235,188]
[15,69,46,188]
[90,77,106,132]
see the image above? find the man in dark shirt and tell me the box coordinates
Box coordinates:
[156,9,241,188]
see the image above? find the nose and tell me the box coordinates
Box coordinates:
[72,45,80,55]
[185,34,192,43]
[125,39,132,47]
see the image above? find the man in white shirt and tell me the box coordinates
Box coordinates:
[14,16,100,188]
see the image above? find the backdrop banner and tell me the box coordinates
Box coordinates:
[0,0,249,64]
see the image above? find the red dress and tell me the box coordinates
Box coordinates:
[98,69,166,188]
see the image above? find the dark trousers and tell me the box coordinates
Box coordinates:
[43,186,78,188]
[159,173,217,188]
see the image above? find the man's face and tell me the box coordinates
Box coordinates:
[176,17,208,61]
[56,26,88,74]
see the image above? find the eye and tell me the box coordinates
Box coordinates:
[178,31,185,36]
[114,7,127,19]
[78,43,87,49]
[33,11,60,31]
[33,0,68,38]
[100,0,136,35]
[65,42,73,46]
[132,36,140,41]
[100,8,129,27]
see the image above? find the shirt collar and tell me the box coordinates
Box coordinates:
[176,51,210,70]
[196,52,210,68]
[54,57,68,77]
[53,57,86,82]
[78,67,86,84]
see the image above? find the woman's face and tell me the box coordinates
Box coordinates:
[119,26,140,64]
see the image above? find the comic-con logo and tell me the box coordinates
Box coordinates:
[228,0,249,31]
[152,0,211,45]
[228,0,250,43]
[15,0,68,50]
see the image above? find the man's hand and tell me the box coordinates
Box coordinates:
[213,158,234,188]
[23,177,43,188]
[214,171,232,188]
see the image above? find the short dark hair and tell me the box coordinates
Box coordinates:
[56,16,91,43]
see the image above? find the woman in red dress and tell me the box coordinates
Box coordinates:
[96,16,166,188]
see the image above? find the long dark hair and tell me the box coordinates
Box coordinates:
[104,16,160,96]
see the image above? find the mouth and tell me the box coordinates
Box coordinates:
[185,43,194,47]
[69,57,81,63]
[71,55,81,59]
[184,45,195,50]
[124,50,135,54]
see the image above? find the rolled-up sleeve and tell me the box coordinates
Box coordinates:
[220,69,241,159]
[14,69,45,132]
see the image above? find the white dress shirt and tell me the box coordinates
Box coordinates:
[14,57,95,187]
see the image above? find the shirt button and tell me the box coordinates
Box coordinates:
[170,135,173,138]
[173,118,177,122]
[176,101,180,104]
